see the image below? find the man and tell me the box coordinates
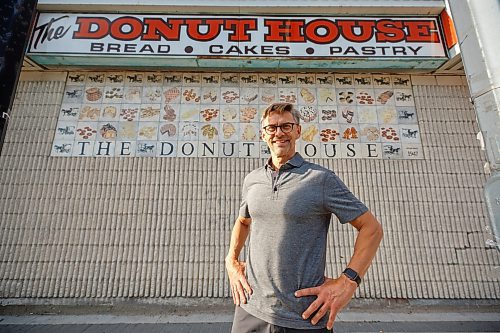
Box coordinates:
[226,102,383,332]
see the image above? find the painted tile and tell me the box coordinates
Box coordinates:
[136,141,156,157]
[54,121,77,140]
[392,75,411,87]
[220,122,239,141]
[157,141,176,157]
[115,141,136,157]
[177,141,198,157]
[315,74,334,86]
[298,87,317,105]
[163,73,182,86]
[334,74,354,88]
[200,106,220,122]
[178,122,199,141]
[183,73,201,86]
[395,89,415,106]
[220,105,239,122]
[163,87,182,104]
[200,123,220,141]
[86,73,105,86]
[318,106,338,123]
[277,73,296,86]
[400,125,420,143]
[239,123,259,141]
[402,144,424,159]
[139,104,161,122]
[145,73,163,85]
[59,104,80,120]
[124,72,144,85]
[158,122,179,141]
[51,141,74,156]
[63,86,84,103]
[142,87,162,103]
[72,140,94,157]
[201,87,220,104]
[239,74,259,87]
[105,72,125,85]
[297,105,318,123]
[382,143,403,159]
[239,141,260,158]
[240,88,259,105]
[319,142,341,159]
[258,74,277,86]
[301,124,320,143]
[97,122,119,141]
[317,88,336,105]
[93,141,116,157]
[372,75,392,88]
[341,142,363,158]
[220,141,239,157]
[239,106,259,123]
[198,141,219,157]
[66,72,86,85]
[201,73,221,86]
[353,75,373,87]
[259,88,277,104]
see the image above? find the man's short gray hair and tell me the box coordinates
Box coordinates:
[261,103,300,124]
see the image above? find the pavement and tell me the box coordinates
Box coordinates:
[1,299,500,333]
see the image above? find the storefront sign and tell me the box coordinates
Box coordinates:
[29,13,446,60]
[52,71,423,160]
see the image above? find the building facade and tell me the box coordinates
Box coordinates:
[1,0,499,305]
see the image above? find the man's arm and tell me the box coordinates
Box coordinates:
[295,211,383,330]
[225,216,253,305]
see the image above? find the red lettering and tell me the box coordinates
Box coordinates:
[375,20,405,42]
[304,19,339,44]
[264,19,305,42]
[223,19,257,42]
[73,17,110,39]
[185,19,224,41]
[337,20,375,42]
[404,20,440,42]
[110,16,143,41]
[142,18,184,41]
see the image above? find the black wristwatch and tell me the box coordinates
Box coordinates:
[342,268,361,286]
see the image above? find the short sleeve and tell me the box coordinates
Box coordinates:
[238,175,251,218]
[324,172,368,224]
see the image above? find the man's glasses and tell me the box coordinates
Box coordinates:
[262,122,296,135]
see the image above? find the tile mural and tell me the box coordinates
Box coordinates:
[52,72,423,159]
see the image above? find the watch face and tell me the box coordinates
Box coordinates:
[344,268,358,279]
[343,268,361,285]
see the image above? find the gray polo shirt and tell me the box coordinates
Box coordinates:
[239,153,368,329]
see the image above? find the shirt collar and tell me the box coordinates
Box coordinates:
[265,153,305,171]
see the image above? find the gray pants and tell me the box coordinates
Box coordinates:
[231,307,331,333]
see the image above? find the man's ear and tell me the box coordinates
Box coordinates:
[296,124,302,136]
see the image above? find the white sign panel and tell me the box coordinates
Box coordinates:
[30,13,446,58]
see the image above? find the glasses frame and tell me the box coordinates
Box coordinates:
[262,122,297,135]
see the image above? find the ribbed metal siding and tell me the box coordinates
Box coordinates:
[1,78,499,301]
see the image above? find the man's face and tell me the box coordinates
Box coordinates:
[261,111,301,161]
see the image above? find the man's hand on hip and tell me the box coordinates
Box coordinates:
[226,258,253,306]
[294,275,357,330]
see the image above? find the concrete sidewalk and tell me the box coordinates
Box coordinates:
[1,314,499,332]
[1,300,499,333]
[1,311,500,332]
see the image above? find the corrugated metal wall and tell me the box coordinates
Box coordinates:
[1,75,499,302]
